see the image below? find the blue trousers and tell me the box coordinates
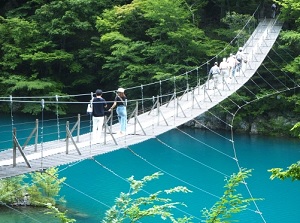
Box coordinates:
[116,106,127,133]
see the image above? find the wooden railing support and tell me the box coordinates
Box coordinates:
[104,111,117,145]
[66,114,81,143]
[12,128,31,168]
[66,121,81,155]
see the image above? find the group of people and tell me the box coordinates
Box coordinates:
[90,47,247,141]
[89,87,127,144]
[208,47,246,89]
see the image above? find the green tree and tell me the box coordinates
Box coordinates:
[45,203,76,223]
[0,175,26,205]
[96,0,223,88]
[268,123,300,181]
[290,122,300,137]
[262,0,300,136]
[0,15,67,114]
[102,169,256,223]
[27,167,66,206]
[102,172,192,223]
[269,161,300,181]
[274,0,300,78]
[202,168,257,223]
[0,0,126,112]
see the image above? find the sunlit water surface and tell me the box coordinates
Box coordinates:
[0,114,300,223]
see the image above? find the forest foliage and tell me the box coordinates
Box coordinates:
[0,0,299,132]
[0,168,65,206]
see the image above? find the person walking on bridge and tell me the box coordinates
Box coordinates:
[236,47,246,75]
[219,57,229,82]
[109,88,127,135]
[271,3,277,18]
[208,62,220,89]
[92,89,107,143]
[227,53,239,79]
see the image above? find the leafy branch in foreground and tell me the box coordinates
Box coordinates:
[202,168,259,223]
[290,122,300,138]
[269,123,300,181]
[269,161,300,181]
[102,172,192,223]
[27,167,66,206]
[45,203,76,223]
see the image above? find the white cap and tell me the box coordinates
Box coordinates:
[239,47,243,51]
[117,87,125,93]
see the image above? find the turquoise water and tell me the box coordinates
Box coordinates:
[1,117,300,222]
[0,113,92,152]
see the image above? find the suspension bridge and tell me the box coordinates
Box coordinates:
[0,18,283,179]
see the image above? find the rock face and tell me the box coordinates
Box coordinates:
[185,112,297,137]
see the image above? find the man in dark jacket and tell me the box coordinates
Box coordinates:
[92,89,107,143]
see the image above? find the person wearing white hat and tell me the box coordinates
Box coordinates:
[108,87,127,135]
[208,62,220,89]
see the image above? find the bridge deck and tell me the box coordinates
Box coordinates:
[0,19,283,179]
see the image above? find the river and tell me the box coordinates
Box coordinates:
[0,114,300,223]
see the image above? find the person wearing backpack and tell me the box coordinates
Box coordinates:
[236,47,244,74]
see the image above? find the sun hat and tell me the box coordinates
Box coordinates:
[117,87,125,93]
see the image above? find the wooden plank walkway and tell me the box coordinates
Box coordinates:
[0,19,282,179]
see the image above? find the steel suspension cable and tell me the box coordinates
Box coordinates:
[140,84,144,113]
[55,95,60,141]
[266,54,299,86]
[10,95,14,146]
[91,158,196,221]
[40,99,45,170]
[261,64,289,89]
[156,137,231,176]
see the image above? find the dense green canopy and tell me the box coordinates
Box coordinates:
[0,0,299,125]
